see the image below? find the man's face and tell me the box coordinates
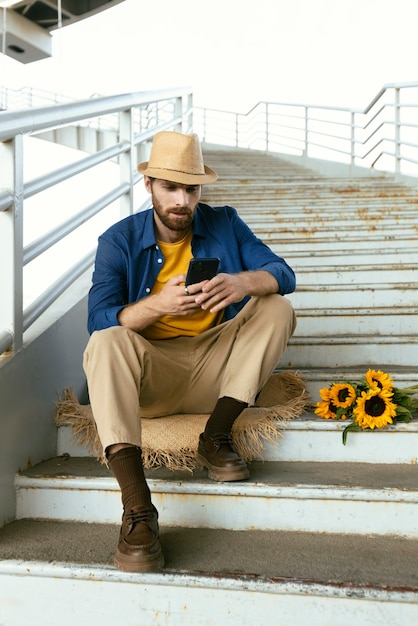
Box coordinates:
[145,177,201,241]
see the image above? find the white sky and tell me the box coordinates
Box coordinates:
[1,0,418,112]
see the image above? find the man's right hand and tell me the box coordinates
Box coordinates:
[117,274,204,331]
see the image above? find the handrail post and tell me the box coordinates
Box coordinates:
[185,93,193,133]
[394,87,401,177]
[119,107,135,218]
[265,102,269,152]
[350,110,355,171]
[13,134,24,352]
[303,106,308,158]
[0,134,24,354]
[174,96,183,134]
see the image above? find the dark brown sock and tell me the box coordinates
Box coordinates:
[108,446,152,511]
[204,396,248,438]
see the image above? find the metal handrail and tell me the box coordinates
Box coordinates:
[0,86,193,356]
[194,82,418,175]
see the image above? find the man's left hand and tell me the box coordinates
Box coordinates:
[194,270,279,313]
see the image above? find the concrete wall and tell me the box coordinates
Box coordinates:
[0,278,90,526]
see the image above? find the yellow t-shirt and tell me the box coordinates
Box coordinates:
[141,232,223,340]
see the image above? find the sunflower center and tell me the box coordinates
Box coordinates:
[338,389,351,402]
[329,402,337,415]
[364,395,386,417]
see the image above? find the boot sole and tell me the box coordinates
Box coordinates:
[196,454,250,482]
[114,549,164,573]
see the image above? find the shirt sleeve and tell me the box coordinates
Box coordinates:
[87,234,128,334]
[228,207,296,295]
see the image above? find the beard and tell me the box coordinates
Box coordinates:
[152,195,195,233]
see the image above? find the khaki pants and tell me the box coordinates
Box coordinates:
[83,294,296,450]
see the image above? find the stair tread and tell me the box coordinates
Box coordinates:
[19,456,418,493]
[1,518,418,590]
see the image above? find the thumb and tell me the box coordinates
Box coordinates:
[167,274,187,286]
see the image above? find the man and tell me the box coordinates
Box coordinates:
[83,130,296,573]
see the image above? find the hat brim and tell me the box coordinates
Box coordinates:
[137,163,218,185]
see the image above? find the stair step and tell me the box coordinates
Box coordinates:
[1,520,417,625]
[57,413,418,465]
[294,308,418,336]
[284,336,418,368]
[15,457,418,536]
[285,267,418,285]
[287,284,418,308]
[276,250,418,266]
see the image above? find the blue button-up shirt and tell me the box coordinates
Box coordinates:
[87,203,296,334]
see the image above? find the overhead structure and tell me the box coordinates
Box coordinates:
[0,0,126,63]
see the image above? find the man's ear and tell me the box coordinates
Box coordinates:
[144,175,152,193]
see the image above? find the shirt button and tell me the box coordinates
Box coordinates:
[157,258,163,264]
[146,288,151,293]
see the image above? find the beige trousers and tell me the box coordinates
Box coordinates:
[83,294,296,450]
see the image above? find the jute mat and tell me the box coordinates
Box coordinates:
[54,370,310,471]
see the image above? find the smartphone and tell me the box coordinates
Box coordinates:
[185,257,220,286]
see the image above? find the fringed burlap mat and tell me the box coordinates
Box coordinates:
[55,370,310,471]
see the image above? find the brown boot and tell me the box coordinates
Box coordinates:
[197,433,250,482]
[114,504,164,572]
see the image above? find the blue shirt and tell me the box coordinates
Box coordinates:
[87,203,296,334]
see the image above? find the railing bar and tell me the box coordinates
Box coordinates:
[307,130,356,142]
[0,328,14,355]
[22,251,96,332]
[399,141,418,150]
[23,182,130,265]
[0,87,192,141]
[304,140,358,157]
[363,81,418,114]
[266,140,306,154]
[362,106,391,130]
[132,116,184,148]
[263,128,307,142]
[307,117,355,128]
[370,152,395,169]
[0,190,13,212]
[359,122,388,145]
[399,122,418,130]
[266,122,315,134]
[361,139,386,160]
[368,154,418,169]
[24,141,130,199]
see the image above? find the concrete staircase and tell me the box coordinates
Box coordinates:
[1,148,418,625]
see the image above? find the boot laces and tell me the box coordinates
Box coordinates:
[211,433,234,448]
[125,507,155,528]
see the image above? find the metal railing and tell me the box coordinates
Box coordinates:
[194,82,418,178]
[0,86,193,355]
[1,81,417,357]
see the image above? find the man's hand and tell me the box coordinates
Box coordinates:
[118,270,279,330]
[118,274,202,331]
[194,270,279,313]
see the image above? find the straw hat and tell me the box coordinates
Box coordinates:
[137,131,218,185]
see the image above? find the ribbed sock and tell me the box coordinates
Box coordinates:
[108,446,152,511]
[204,396,248,438]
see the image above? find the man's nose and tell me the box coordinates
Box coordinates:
[174,188,190,206]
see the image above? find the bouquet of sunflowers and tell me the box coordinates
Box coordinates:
[314,369,418,444]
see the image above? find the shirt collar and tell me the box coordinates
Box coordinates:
[142,209,158,249]
[192,204,206,239]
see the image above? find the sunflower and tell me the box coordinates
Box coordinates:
[329,383,357,409]
[353,389,397,430]
[365,369,394,393]
[314,387,338,419]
